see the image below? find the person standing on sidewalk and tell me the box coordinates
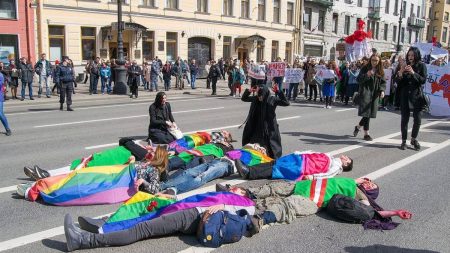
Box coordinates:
[128,60,142,98]
[7,59,19,99]
[56,56,75,111]
[143,61,151,91]
[208,60,221,95]
[18,57,34,101]
[150,59,160,92]
[34,53,52,98]
[189,59,199,89]
[89,57,100,95]
[205,60,211,89]
[162,61,172,91]
[0,72,12,136]
[99,62,111,95]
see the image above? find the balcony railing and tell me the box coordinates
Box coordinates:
[407,17,426,28]
[304,0,334,8]
[368,7,381,19]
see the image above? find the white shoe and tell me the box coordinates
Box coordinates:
[328,106,332,109]
[324,106,328,109]
[17,182,33,198]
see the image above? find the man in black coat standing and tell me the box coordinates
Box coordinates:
[128,60,142,99]
[55,56,75,111]
[241,85,290,159]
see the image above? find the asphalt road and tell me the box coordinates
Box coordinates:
[0,80,448,253]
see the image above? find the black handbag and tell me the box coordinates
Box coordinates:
[420,88,430,113]
[352,92,360,105]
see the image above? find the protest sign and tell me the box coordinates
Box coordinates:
[314,65,336,83]
[248,64,266,80]
[284,68,304,83]
[267,62,286,77]
[424,64,450,116]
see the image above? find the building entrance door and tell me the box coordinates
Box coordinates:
[188,37,212,78]
[238,48,248,64]
[109,42,129,60]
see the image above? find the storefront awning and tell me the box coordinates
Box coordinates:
[235,34,266,50]
[101,22,148,32]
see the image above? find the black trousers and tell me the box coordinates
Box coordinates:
[401,107,422,140]
[93,208,200,247]
[148,128,175,144]
[359,117,370,131]
[309,85,317,100]
[211,77,218,94]
[247,161,275,180]
[130,82,138,97]
[59,82,73,105]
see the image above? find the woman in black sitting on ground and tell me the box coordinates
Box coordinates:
[148,91,177,144]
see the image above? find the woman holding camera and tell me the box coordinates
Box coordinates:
[394,47,427,151]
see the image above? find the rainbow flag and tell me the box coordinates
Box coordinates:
[101,191,254,233]
[272,153,331,181]
[169,132,212,154]
[100,191,176,234]
[27,164,137,206]
[226,148,273,166]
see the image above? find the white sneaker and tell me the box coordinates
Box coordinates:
[328,106,332,109]
[17,182,33,198]
[324,106,328,109]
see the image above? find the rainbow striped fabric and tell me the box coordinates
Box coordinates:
[100,191,176,234]
[169,132,212,154]
[226,148,273,166]
[101,191,254,233]
[27,164,137,206]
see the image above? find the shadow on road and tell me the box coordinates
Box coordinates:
[345,244,440,253]
[42,239,67,252]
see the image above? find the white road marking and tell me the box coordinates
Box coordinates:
[33,107,225,128]
[7,97,213,116]
[335,108,356,112]
[0,186,16,194]
[375,138,438,148]
[420,128,449,135]
[84,116,302,150]
[363,139,450,180]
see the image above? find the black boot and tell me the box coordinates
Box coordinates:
[78,216,106,233]
[411,139,421,151]
[400,140,407,150]
[60,103,63,111]
[67,105,74,111]
[234,159,249,179]
[64,214,95,251]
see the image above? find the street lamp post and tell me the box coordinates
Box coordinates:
[113,0,128,95]
[396,3,404,53]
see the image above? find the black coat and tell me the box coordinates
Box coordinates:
[55,64,75,84]
[127,65,142,86]
[394,61,427,110]
[241,87,290,159]
[357,67,386,118]
[149,102,175,131]
[18,63,34,83]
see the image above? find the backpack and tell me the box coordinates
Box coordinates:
[326,194,375,223]
[197,210,251,248]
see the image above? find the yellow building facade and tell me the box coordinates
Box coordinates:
[34,0,297,69]
[429,0,450,47]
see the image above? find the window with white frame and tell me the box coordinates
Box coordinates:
[223,0,233,16]
[344,16,351,35]
[287,2,294,25]
[0,0,17,19]
[393,25,397,42]
[81,27,96,61]
[384,24,388,40]
[141,0,155,7]
[197,0,208,13]
[241,0,249,18]
[166,0,178,9]
[273,0,280,23]
[258,0,266,21]
[332,13,338,33]
[304,8,312,30]
[385,0,390,14]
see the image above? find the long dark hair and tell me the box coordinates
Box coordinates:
[365,53,384,78]
[406,47,422,65]
[154,91,166,107]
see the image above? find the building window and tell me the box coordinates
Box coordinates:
[241,0,249,18]
[166,0,178,9]
[166,32,177,61]
[445,12,449,21]
[0,35,19,64]
[356,17,361,31]
[81,27,96,61]
[49,25,65,62]
[375,22,379,40]
[271,41,278,61]
[394,0,399,15]
[332,13,338,33]
[417,6,420,17]
[258,0,266,21]
[408,29,412,43]
[443,28,448,43]
[197,0,208,12]
[401,27,405,42]
[223,36,232,59]
[385,0,390,14]
[273,0,280,23]
[0,0,17,19]
[402,1,406,18]
[393,25,397,42]
[344,15,351,35]
[223,0,233,16]
[410,4,414,17]
[287,2,294,25]
[415,30,419,43]
[318,10,325,32]
[357,0,363,7]
[304,8,312,30]
[142,31,154,60]
[384,24,389,40]
[285,42,292,63]
[141,0,155,7]
[257,41,264,62]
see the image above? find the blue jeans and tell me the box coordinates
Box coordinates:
[150,76,158,91]
[190,74,197,89]
[0,101,10,131]
[287,83,298,100]
[90,75,99,94]
[164,79,171,90]
[101,77,111,94]
[161,160,230,194]
[38,75,50,97]
[21,81,33,99]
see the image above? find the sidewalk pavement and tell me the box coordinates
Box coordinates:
[4,79,232,106]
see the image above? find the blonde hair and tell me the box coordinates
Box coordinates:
[149,146,168,175]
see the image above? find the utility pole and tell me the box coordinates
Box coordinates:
[396,2,404,53]
[113,0,128,95]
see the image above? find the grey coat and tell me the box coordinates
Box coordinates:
[357,67,386,118]
[18,63,34,83]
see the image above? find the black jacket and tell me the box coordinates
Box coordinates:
[55,64,75,83]
[18,62,34,83]
[394,61,427,110]
[149,102,175,131]
[127,65,142,85]
[241,87,290,159]
[208,65,221,79]
[34,60,52,77]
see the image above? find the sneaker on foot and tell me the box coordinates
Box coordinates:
[33,165,50,179]
[411,139,421,151]
[248,215,264,237]
[24,166,37,180]
[353,126,359,137]
[400,141,407,150]
[17,182,33,197]
[5,129,11,136]
[363,135,373,141]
